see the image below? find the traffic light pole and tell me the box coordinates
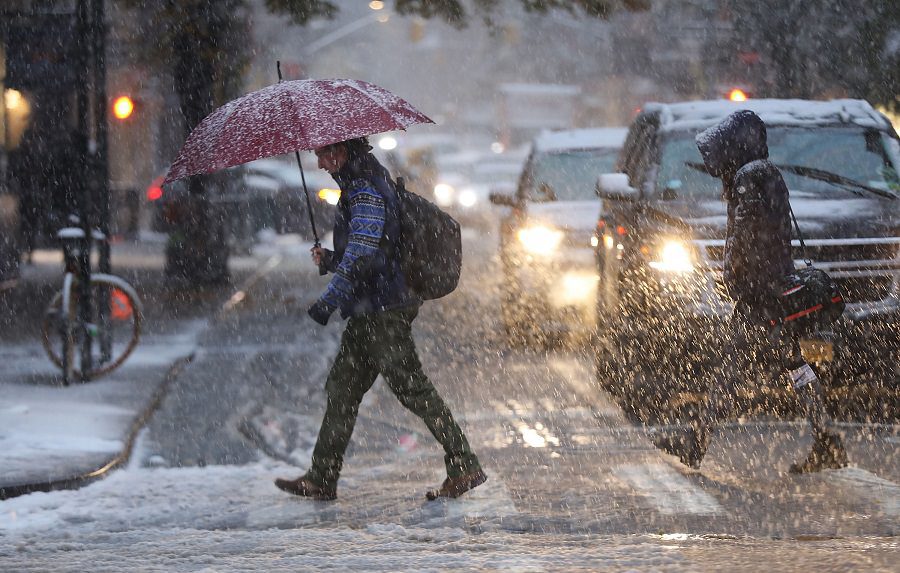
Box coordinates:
[74,0,112,374]
[91,0,113,363]
[75,0,95,377]
[92,0,110,277]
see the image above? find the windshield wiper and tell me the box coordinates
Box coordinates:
[776,164,898,199]
[685,161,709,174]
[684,161,897,199]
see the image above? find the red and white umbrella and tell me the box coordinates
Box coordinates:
[163,78,433,184]
[163,76,433,255]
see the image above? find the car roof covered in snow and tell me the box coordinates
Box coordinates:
[532,127,628,154]
[644,99,893,133]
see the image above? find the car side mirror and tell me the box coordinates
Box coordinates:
[537,182,557,201]
[596,173,639,202]
[489,192,519,207]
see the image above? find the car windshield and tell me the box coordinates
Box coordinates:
[524,148,619,201]
[657,126,900,200]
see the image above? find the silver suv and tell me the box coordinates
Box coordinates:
[490,127,627,342]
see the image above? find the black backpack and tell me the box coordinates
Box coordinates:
[394,177,462,300]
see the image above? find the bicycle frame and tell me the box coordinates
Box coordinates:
[58,225,109,382]
[44,217,142,385]
[57,227,93,384]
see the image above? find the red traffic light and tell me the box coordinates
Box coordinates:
[147,175,164,201]
[113,95,135,120]
[728,88,749,102]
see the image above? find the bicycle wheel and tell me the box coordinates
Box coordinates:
[41,274,143,380]
[42,273,78,383]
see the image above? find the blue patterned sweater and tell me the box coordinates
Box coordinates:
[318,180,386,312]
[316,155,418,318]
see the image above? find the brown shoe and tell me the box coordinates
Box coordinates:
[274,476,337,500]
[789,433,848,474]
[426,469,488,500]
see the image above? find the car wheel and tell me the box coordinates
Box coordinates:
[500,284,533,346]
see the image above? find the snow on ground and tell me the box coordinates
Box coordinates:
[1,458,897,572]
[0,321,205,486]
[0,383,130,483]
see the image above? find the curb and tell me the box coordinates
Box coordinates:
[0,354,195,501]
[0,252,284,501]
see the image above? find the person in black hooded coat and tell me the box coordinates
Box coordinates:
[651,110,848,473]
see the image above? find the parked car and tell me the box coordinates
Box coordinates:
[427,152,526,231]
[148,158,338,244]
[593,98,900,422]
[490,127,628,341]
[240,158,337,240]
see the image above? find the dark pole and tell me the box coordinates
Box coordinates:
[92,0,113,363]
[75,0,94,378]
[93,0,109,275]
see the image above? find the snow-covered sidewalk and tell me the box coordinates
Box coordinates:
[0,326,203,496]
[0,232,317,497]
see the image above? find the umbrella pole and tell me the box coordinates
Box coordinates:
[294,151,320,247]
[278,61,325,276]
[295,151,326,276]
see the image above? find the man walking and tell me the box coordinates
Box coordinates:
[651,110,848,473]
[275,137,486,500]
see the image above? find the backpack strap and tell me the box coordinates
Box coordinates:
[787,201,812,267]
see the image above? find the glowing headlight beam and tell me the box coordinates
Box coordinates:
[458,189,478,208]
[433,183,455,206]
[517,225,564,256]
[378,136,397,150]
[648,240,694,273]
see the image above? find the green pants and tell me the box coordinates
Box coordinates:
[306,306,480,488]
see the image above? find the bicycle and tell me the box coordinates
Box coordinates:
[41,223,143,384]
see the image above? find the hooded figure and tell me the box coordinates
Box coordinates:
[652,110,848,474]
[275,138,486,501]
[695,109,794,309]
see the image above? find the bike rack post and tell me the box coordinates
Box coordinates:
[77,224,94,380]
[93,229,113,364]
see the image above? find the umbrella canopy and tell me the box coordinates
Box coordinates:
[163,78,433,184]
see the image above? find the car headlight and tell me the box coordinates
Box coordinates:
[457,188,478,208]
[648,239,695,273]
[433,183,455,206]
[317,188,341,205]
[517,225,564,256]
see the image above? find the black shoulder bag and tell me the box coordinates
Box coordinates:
[769,204,845,333]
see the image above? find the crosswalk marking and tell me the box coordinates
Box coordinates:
[827,467,900,518]
[549,357,624,419]
[444,478,519,521]
[615,463,724,516]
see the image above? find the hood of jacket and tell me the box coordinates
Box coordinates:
[695,110,769,179]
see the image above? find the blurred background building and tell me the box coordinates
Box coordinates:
[1,0,896,284]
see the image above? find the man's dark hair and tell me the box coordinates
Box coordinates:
[339,137,373,159]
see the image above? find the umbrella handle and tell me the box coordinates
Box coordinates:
[315,240,327,276]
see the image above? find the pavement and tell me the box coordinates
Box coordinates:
[0,234,287,499]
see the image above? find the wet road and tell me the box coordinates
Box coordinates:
[143,230,898,533]
[5,230,898,571]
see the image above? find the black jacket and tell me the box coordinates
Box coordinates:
[696,110,794,308]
